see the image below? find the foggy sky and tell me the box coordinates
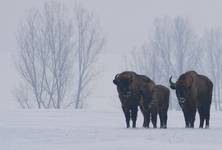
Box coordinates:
[0,0,222,110]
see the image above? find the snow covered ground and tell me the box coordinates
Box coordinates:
[0,109,222,150]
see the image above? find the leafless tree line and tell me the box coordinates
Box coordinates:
[15,1,104,109]
[126,16,222,111]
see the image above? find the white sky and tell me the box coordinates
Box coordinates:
[0,0,222,110]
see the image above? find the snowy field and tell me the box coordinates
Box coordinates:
[0,109,222,150]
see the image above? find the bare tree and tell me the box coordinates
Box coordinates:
[73,5,105,109]
[151,16,174,79]
[173,17,198,74]
[16,1,105,109]
[200,28,222,111]
[16,1,73,108]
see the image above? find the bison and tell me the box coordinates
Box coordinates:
[169,71,213,128]
[113,71,154,128]
[113,71,169,129]
[140,84,170,128]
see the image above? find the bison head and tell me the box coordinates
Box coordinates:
[169,75,193,104]
[113,72,134,97]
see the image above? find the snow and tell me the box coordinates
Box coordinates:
[0,109,222,150]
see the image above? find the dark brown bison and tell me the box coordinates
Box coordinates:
[169,71,213,128]
[113,71,154,128]
[140,84,170,128]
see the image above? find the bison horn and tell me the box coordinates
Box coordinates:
[169,76,176,89]
[115,73,120,79]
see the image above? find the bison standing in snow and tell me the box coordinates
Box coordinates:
[169,71,213,128]
[113,71,154,128]
[140,84,170,128]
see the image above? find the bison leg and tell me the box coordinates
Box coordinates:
[142,111,150,128]
[142,117,146,127]
[190,109,196,128]
[140,106,148,128]
[159,111,164,128]
[199,114,204,128]
[198,105,210,128]
[163,111,168,129]
[204,102,211,128]
[159,110,167,129]
[151,112,157,128]
[198,108,204,128]
[144,111,151,128]
[182,110,190,128]
[140,100,151,128]
[142,107,150,128]
[187,108,196,128]
[147,112,151,128]
[122,106,130,128]
[205,87,212,129]
[131,107,138,128]
[205,109,210,128]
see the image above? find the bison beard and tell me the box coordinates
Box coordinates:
[169,71,213,128]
